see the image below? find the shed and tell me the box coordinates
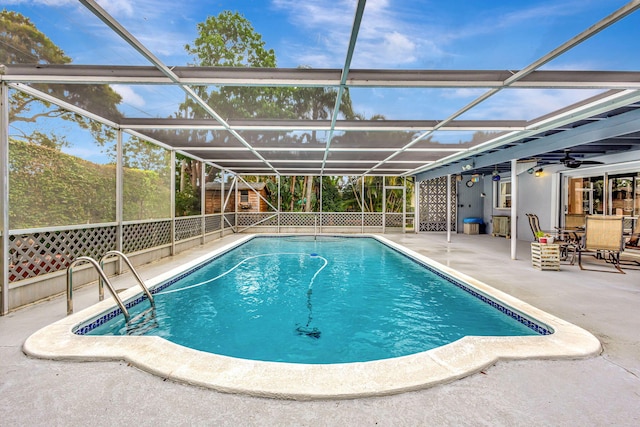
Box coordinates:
[204,182,269,213]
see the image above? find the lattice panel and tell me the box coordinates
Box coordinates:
[205,215,222,233]
[122,221,171,253]
[8,226,117,282]
[280,213,319,226]
[237,213,278,227]
[385,213,403,227]
[363,213,383,227]
[175,217,202,241]
[321,213,363,227]
[223,213,236,228]
[419,178,457,232]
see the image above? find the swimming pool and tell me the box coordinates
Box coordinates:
[24,234,601,399]
[81,236,543,364]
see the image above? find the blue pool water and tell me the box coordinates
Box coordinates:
[83,236,544,364]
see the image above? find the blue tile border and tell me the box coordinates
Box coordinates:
[74,235,552,336]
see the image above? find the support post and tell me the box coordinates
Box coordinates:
[447,174,452,243]
[200,162,206,244]
[115,129,123,274]
[221,170,225,235]
[414,179,420,234]
[170,151,176,255]
[277,175,281,233]
[511,159,518,259]
[319,176,323,234]
[0,83,9,315]
[361,177,365,233]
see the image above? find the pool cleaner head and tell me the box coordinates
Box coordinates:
[295,325,321,339]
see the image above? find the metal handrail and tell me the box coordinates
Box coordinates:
[99,250,154,307]
[66,256,130,321]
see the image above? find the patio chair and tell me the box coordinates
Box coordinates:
[526,213,556,241]
[526,213,578,263]
[625,220,640,250]
[578,215,625,274]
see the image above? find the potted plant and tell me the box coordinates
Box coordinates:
[535,231,554,244]
[535,231,547,243]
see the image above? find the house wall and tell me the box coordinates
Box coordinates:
[456,177,485,231]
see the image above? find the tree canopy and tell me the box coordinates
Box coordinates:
[1,9,122,147]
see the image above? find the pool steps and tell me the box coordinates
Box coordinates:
[66,251,155,324]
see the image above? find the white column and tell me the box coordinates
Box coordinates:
[200,162,206,244]
[511,159,518,259]
[115,129,123,273]
[447,174,452,243]
[277,175,281,233]
[170,151,176,255]
[414,179,420,234]
[0,83,9,314]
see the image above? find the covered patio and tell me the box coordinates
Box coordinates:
[2,232,639,425]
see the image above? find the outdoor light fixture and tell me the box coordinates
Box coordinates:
[491,167,500,181]
[535,168,543,177]
[527,168,535,174]
[462,163,473,171]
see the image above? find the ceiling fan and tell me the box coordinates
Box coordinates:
[559,149,604,169]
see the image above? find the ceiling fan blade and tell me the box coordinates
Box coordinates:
[580,160,604,165]
[564,161,582,168]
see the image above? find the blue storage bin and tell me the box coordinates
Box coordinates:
[463,217,484,224]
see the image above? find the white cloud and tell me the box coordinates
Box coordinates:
[5,0,76,5]
[463,89,604,121]
[94,0,136,18]
[112,85,145,108]
[272,0,449,68]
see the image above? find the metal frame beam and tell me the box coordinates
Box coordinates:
[4,65,640,89]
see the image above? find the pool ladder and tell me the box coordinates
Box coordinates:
[66,251,155,322]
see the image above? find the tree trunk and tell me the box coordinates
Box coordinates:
[305,176,313,212]
[290,176,296,211]
[179,160,186,192]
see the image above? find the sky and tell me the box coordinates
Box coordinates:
[4,0,640,160]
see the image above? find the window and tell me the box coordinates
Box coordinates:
[240,190,249,203]
[496,181,511,209]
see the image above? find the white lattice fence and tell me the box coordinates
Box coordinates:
[8,225,117,282]
[385,213,403,227]
[205,215,222,233]
[321,213,362,227]
[175,217,202,241]
[122,220,171,253]
[223,213,235,228]
[280,213,318,226]
[237,213,278,227]
[363,213,383,226]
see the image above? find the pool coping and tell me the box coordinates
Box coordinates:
[23,234,602,400]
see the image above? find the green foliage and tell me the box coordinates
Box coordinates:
[9,139,115,228]
[123,168,171,221]
[2,9,122,148]
[9,140,170,228]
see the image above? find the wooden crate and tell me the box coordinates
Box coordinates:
[463,223,479,234]
[492,215,510,238]
[531,242,560,271]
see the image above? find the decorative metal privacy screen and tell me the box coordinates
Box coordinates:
[419,177,457,232]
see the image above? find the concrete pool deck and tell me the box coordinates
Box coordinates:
[1,233,639,425]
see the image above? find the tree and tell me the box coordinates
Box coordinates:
[183,11,287,120]
[1,9,122,147]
